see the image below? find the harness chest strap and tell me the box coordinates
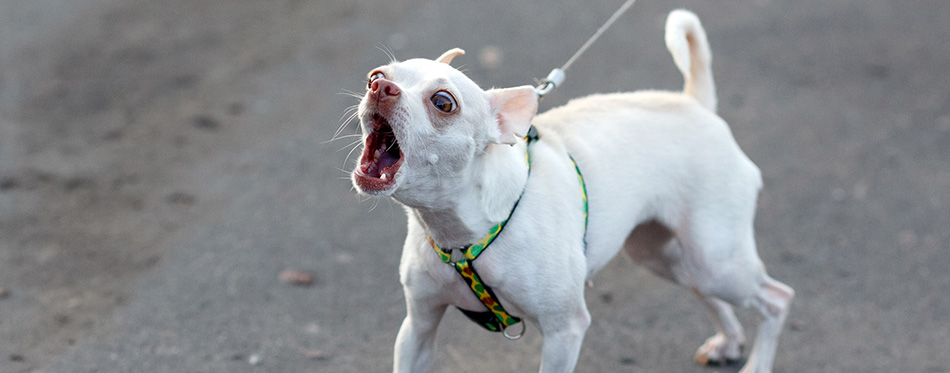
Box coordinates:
[425,125,589,338]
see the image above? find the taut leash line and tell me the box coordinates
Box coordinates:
[536,0,638,98]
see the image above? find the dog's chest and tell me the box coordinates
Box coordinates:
[403,241,510,312]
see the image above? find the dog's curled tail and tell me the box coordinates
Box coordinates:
[665,9,717,112]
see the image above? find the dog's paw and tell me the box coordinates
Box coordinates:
[694,333,744,365]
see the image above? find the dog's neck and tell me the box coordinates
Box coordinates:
[407,142,529,249]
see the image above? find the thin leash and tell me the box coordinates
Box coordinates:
[535,0,638,98]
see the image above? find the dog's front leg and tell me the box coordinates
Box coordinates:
[538,308,592,373]
[393,296,447,373]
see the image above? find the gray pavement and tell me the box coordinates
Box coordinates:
[0,0,948,372]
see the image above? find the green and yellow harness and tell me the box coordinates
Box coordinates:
[425,126,589,339]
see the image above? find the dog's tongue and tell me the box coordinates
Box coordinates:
[377,151,398,172]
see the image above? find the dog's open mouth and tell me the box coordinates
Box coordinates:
[354,113,403,192]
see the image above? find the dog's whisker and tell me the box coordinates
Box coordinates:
[333,165,353,174]
[325,133,362,143]
[342,141,364,170]
[367,197,381,212]
[339,140,364,169]
[338,104,359,122]
[338,93,362,100]
[386,45,398,63]
[338,90,365,100]
[343,137,363,150]
[337,138,364,152]
[325,132,362,144]
[375,43,398,63]
[332,133,363,140]
[332,96,363,139]
[331,113,361,141]
[342,110,361,126]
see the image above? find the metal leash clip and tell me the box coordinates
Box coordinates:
[535,68,566,99]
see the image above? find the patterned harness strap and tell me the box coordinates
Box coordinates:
[426,125,589,339]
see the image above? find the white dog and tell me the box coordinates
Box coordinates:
[350,9,794,373]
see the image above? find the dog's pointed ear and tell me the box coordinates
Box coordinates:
[487,86,539,145]
[435,48,465,65]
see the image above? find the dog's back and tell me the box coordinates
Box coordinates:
[529,9,756,273]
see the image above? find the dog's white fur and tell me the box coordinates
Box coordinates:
[351,10,794,373]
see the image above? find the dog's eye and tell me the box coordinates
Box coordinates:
[430,91,457,113]
[367,71,385,89]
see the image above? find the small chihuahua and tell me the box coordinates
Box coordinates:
[350,9,794,373]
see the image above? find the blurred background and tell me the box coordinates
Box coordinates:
[0,0,947,372]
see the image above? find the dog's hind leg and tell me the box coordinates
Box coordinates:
[624,221,749,366]
[737,275,794,373]
[685,229,794,373]
[692,293,746,365]
[668,176,794,372]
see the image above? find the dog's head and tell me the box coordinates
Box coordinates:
[351,48,538,206]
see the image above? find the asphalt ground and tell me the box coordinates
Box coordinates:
[0,0,948,372]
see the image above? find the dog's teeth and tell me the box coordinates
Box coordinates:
[380,173,388,181]
[374,149,381,159]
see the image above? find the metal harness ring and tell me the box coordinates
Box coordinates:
[502,321,526,340]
